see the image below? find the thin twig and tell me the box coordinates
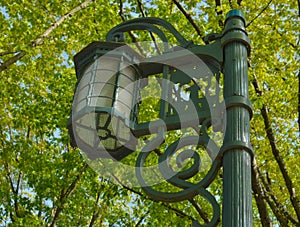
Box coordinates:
[228,0,233,9]
[0,51,18,57]
[172,0,204,40]
[33,0,92,47]
[246,0,273,27]
[0,52,26,73]
[50,163,88,227]
[298,70,300,136]
[111,173,196,222]
[118,0,127,22]
[137,0,161,54]
[188,198,210,223]
[118,0,145,55]
[88,192,101,227]
[215,0,222,15]
[137,0,146,17]
[0,0,93,73]
[259,169,298,225]
[4,163,22,218]
[135,210,150,227]
[251,158,272,226]
[258,172,288,225]
[214,0,223,26]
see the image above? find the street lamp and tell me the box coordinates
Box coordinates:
[68,9,253,226]
[68,42,142,161]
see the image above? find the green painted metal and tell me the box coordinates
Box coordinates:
[135,123,221,226]
[69,9,252,226]
[106,17,191,47]
[68,42,143,161]
[73,41,143,77]
[221,10,253,226]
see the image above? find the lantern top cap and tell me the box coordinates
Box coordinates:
[225,9,246,25]
[73,41,143,78]
[74,41,143,63]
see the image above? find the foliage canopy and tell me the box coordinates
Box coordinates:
[0,0,299,226]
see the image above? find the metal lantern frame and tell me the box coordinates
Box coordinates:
[68,9,253,227]
[69,42,143,161]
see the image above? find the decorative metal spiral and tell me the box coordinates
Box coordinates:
[136,122,221,226]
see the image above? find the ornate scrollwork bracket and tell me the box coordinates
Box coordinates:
[106,16,225,227]
[69,9,252,227]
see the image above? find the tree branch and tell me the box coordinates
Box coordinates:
[137,0,161,54]
[0,52,26,73]
[0,51,19,57]
[118,0,144,55]
[135,210,150,227]
[298,0,300,17]
[0,0,93,73]
[111,173,196,222]
[15,171,22,201]
[251,158,272,226]
[188,198,210,223]
[33,0,92,47]
[259,169,298,225]
[272,25,297,49]
[298,70,300,136]
[252,73,300,221]
[246,0,273,27]
[137,0,146,17]
[215,0,222,14]
[172,0,204,40]
[4,163,16,194]
[228,0,233,9]
[214,0,224,26]
[50,163,88,227]
[4,163,23,219]
[88,192,101,227]
[298,0,300,137]
[118,0,127,22]
[259,173,288,225]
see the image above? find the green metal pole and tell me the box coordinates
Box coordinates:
[221,10,253,226]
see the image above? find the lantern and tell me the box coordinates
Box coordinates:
[68,41,142,161]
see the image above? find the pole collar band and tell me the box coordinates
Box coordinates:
[219,140,254,159]
[222,10,251,56]
[224,96,253,119]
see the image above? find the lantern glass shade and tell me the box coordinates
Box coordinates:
[69,42,142,161]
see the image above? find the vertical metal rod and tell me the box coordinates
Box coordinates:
[159,65,170,119]
[221,10,253,226]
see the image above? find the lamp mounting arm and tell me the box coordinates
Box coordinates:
[106,17,191,47]
[106,22,170,51]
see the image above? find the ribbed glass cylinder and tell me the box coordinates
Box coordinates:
[70,43,142,161]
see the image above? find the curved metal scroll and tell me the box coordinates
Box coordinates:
[106,17,191,47]
[136,122,221,226]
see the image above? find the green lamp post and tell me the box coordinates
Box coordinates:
[68,9,253,226]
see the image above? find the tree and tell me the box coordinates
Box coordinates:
[0,0,299,226]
